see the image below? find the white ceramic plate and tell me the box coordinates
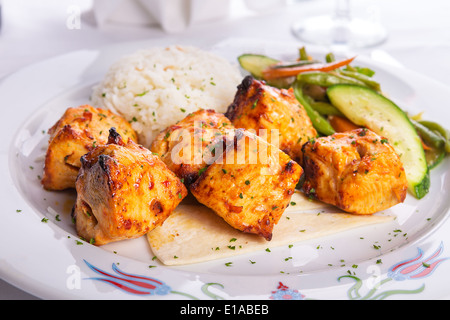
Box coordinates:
[1,38,450,300]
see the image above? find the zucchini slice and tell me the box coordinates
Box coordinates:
[237,54,292,88]
[327,84,430,199]
[237,54,279,79]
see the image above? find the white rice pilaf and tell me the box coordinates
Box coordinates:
[91,45,242,147]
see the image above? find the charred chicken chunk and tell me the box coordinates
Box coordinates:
[150,109,234,186]
[73,128,187,245]
[42,105,137,190]
[225,76,317,164]
[302,128,408,214]
[190,129,303,241]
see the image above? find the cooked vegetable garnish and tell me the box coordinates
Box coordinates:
[327,84,430,199]
[418,120,450,153]
[272,60,319,69]
[411,119,445,150]
[328,115,360,132]
[338,70,381,92]
[293,82,335,136]
[297,71,367,87]
[307,100,343,117]
[262,56,356,80]
[423,143,446,169]
[412,119,450,169]
[237,54,293,88]
[238,54,279,79]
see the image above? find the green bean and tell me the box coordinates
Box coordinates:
[338,70,381,92]
[297,71,366,87]
[293,81,335,136]
[325,52,335,63]
[266,77,295,89]
[411,118,448,169]
[299,47,309,61]
[424,147,446,169]
[302,94,343,116]
[311,101,344,116]
[411,119,445,150]
[272,60,318,69]
[418,120,450,153]
[344,64,357,72]
[351,66,376,77]
[301,84,327,101]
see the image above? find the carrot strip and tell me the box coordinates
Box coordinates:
[262,56,356,80]
[421,139,432,150]
[328,115,360,132]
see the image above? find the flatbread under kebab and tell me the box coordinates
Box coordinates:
[147,192,394,266]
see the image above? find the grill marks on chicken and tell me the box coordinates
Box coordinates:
[301,128,408,214]
[225,76,317,164]
[190,129,303,240]
[42,105,137,190]
[73,128,187,245]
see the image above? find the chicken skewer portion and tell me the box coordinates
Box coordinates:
[73,128,187,245]
[190,129,303,241]
[225,75,317,164]
[42,105,137,190]
[301,128,408,214]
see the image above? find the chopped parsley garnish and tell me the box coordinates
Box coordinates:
[136,90,149,97]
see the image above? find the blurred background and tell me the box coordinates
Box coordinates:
[0,0,448,83]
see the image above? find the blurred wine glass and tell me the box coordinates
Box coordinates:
[291,0,387,48]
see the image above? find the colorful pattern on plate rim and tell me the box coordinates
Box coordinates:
[84,242,449,300]
[84,260,224,300]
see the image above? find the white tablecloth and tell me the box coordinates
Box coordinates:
[1,0,449,299]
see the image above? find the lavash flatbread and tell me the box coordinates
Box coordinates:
[147,192,394,265]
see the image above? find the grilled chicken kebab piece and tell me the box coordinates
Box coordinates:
[73,128,187,245]
[301,128,408,214]
[152,107,302,240]
[190,129,303,241]
[226,75,317,164]
[42,105,137,190]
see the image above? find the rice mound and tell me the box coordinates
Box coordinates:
[91,45,242,147]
